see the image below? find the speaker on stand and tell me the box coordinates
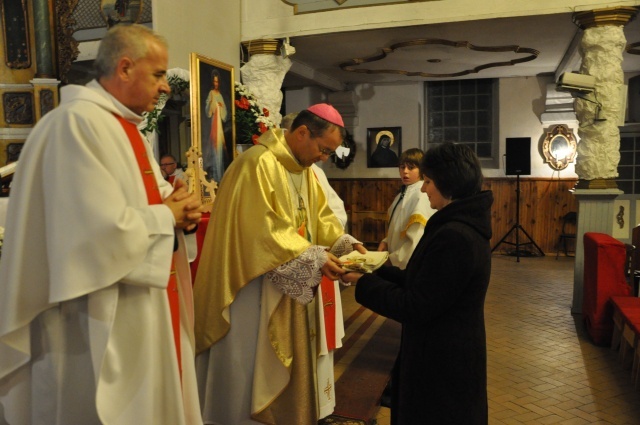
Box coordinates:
[492,137,544,261]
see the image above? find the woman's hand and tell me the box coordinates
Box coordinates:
[340,272,364,286]
[354,243,367,254]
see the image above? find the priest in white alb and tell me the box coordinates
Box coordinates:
[0,24,203,425]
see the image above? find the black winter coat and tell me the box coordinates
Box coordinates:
[355,190,493,425]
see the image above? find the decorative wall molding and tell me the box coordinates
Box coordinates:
[1,0,31,69]
[339,38,539,78]
[572,6,639,29]
[283,0,440,15]
[3,92,34,125]
[56,0,80,84]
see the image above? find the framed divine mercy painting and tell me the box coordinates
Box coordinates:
[189,53,235,186]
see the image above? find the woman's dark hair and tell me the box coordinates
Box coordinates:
[290,109,346,141]
[420,142,483,200]
[399,148,424,177]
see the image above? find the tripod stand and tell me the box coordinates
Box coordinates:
[491,174,544,262]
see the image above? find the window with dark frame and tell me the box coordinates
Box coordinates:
[618,133,640,194]
[425,79,498,167]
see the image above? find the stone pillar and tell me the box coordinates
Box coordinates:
[573,7,637,188]
[570,7,638,313]
[240,39,290,126]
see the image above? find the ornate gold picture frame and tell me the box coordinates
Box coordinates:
[541,125,577,171]
[186,53,235,210]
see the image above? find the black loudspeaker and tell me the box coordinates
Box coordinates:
[505,137,531,176]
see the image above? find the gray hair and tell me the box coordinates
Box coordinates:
[94,24,167,79]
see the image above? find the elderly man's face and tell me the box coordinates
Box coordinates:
[125,38,170,115]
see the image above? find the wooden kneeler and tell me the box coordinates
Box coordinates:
[621,322,639,370]
[610,296,640,374]
[610,297,639,350]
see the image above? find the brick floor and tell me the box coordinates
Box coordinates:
[338,254,640,424]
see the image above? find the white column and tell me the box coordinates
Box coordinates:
[240,48,291,126]
[569,7,638,313]
[574,25,626,182]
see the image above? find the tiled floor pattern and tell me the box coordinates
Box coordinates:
[338,254,640,425]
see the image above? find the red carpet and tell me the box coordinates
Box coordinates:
[330,316,401,423]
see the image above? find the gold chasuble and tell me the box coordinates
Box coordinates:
[193,129,343,424]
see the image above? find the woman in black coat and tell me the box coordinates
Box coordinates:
[342,142,493,424]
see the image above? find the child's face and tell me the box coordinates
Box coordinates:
[398,163,421,185]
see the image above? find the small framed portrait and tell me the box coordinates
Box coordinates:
[367,127,402,168]
[190,53,235,185]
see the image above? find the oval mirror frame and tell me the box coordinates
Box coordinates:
[542,125,577,170]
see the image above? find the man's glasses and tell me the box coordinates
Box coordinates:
[313,138,336,157]
[160,162,176,167]
[317,145,335,157]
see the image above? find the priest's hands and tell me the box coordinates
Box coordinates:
[164,179,204,232]
[321,243,366,282]
[321,252,346,281]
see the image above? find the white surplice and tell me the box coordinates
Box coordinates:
[383,180,436,269]
[311,163,348,229]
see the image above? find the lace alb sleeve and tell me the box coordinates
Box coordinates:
[329,234,362,257]
[265,245,328,304]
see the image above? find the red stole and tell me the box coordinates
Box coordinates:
[113,114,182,376]
[297,169,337,351]
[320,276,336,351]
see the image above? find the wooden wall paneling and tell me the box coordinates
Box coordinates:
[489,179,516,251]
[487,178,578,255]
[329,178,578,256]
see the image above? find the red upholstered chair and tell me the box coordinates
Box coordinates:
[630,225,640,296]
[582,232,632,345]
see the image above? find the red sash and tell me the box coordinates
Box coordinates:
[297,170,337,351]
[114,114,182,377]
[320,276,336,351]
